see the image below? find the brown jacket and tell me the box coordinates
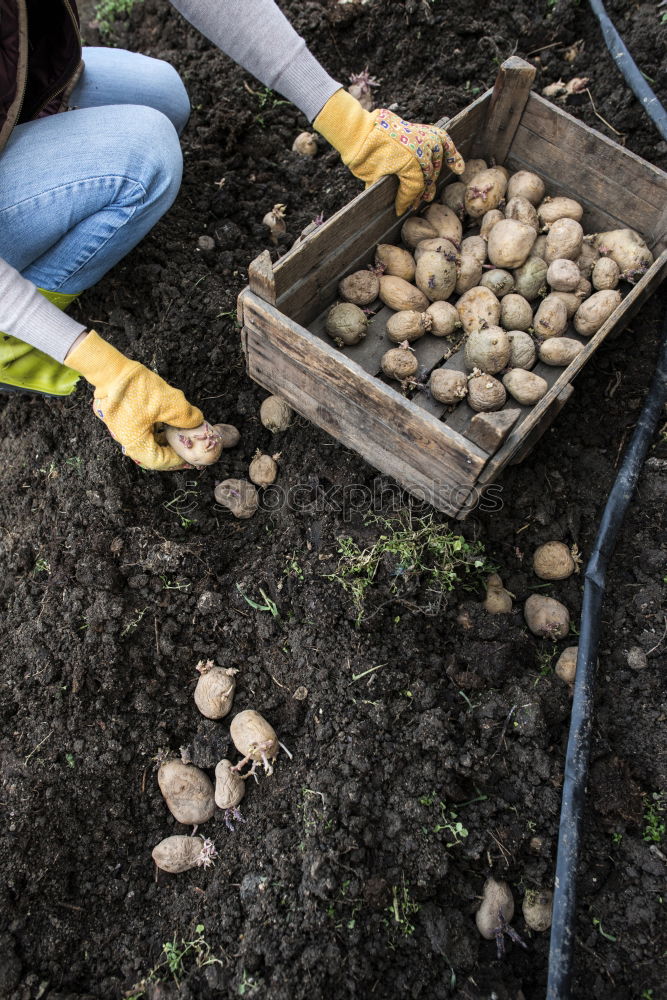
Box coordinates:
[0,0,83,153]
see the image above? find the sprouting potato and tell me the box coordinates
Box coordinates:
[379,275,429,312]
[386,310,432,343]
[325,302,368,346]
[503,369,548,406]
[263,203,286,244]
[576,276,592,298]
[415,250,457,301]
[524,594,570,638]
[426,301,461,337]
[592,228,653,280]
[592,257,620,290]
[214,478,259,519]
[249,450,280,487]
[555,647,578,687]
[442,180,467,218]
[512,257,547,301]
[464,326,511,374]
[550,290,586,319]
[464,166,509,218]
[401,216,438,248]
[537,196,584,229]
[457,286,501,334]
[576,241,600,279]
[533,540,577,579]
[533,294,568,339]
[484,573,513,614]
[505,195,540,233]
[260,395,292,432]
[476,878,515,940]
[165,422,224,468]
[338,270,380,306]
[414,236,460,262]
[455,253,484,295]
[214,424,241,449]
[507,330,536,369]
[480,269,514,298]
[487,219,537,269]
[545,218,584,263]
[375,244,416,282]
[430,368,468,404]
[467,373,507,412]
[152,835,218,874]
[292,132,318,156]
[424,203,463,245]
[214,760,246,830]
[381,343,419,381]
[522,889,553,932]
[538,337,585,366]
[230,709,280,777]
[573,289,622,336]
[500,293,533,332]
[506,170,545,206]
[531,234,548,260]
[547,258,581,292]
[194,659,238,719]
[460,235,487,265]
[158,760,216,827]
[460,157,488,184]
[480,209,505,240]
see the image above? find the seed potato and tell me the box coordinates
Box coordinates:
[476,878,514,939]
[379,275,429,312]
[423,203,463,245]
[415,250,457,301]
[507,330,536,369]
[214,760,246,810]
[480,208,505,240]
[500,293,533,332]
[550,290,586,319]
[464,326,510,374]
[259,396,292,432]
[249,450,280,488]
[292,132,318,156]
[460,157,488,184]
[506,170,545,206]
[591,257,620,290]
[505,195,540,232]
[467,373,507,412]
[460,235,487,265]
[487,219,537,269]
[524,594,570,638]
[442,180,467,218]
[538,337,584,366]
[414,237,459,262]
[230,709,280,772]
[503,369,548,405]
[375,244,416,282]
[555,646,578,686]
[455,253,484,295]
[194,660,238,719]
[152,835,217,874]
[381,345,419,381]
[401,216,438,248]
[547,258,581,292]
[325,302,368,345]
[573,289,622,336]
[165,422,224,468]
[480,269,514,298]
[538,196,584,229]
[533,294,568,339]
[158,760,216,826]
[338,270,379,306]
[523,889,553,932]
[513,257,548,300]
[386,310,432,343]
[456,286,501,333]
[531,234,548,260]
[576,241,600,279]
[430,369,468,404]
[533,540,576,579]
[484,573,513,614]
[545,218,584,263]
[593,228,653,278]
[465,166,509,218]
[214,479,259,519]
[214,423,241,449]
[426,301,461,337]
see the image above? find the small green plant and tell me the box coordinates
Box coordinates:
[65,456,84,474]
[388,882,420,936]
[125,924,221,997]
[94,0,143,36]
[244,83,289,126]
[65,753,75,769]
[592,916,617,942]
[641,989,654,999]
[160,576,190,592]
[236,583,279,618]
[34,558,51,574]
[163,487,199,528]
[121,607,148,636]
[419,794,469,847]
[238,970,263,995]
[642,792,665,844]
[328,510,492,623]
[284,552,305,580]
[534,643,556,685]
[611,832,623,846]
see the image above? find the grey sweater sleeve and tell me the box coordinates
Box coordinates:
[170,0,342,122]
[0,259,86,364]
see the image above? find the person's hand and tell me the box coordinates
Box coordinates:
[314,89,465,216]
[66,331,204,470]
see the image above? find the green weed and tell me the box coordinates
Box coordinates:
[388,882,420,936]
[643,792,665,844]
[124,924,221,997]
[94,0,143,36]
[236,583,279,617]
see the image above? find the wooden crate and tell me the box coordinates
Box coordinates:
[238,57,667,518]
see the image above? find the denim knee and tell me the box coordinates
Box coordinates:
[114,105,184,214]
[151,59,191,136]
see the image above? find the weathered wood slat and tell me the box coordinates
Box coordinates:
[482,56,536,165]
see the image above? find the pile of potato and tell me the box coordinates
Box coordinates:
[329,161,654,415]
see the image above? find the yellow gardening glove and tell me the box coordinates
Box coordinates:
[314,89,465,216]
[67,331,204,471]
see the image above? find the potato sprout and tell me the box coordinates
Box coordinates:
[194,660,238,719]
[165,421,223,468]
[157,759,215,827]
[152,835,218,874]
[230,709,281,777]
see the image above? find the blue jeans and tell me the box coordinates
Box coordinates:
[0,47,190,294]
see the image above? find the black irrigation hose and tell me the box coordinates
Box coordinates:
[546,5,667,994]
[587,0,667,142]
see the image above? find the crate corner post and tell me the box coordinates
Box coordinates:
[485,56,537,164]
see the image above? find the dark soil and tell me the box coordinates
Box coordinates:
[1,1,666,998]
